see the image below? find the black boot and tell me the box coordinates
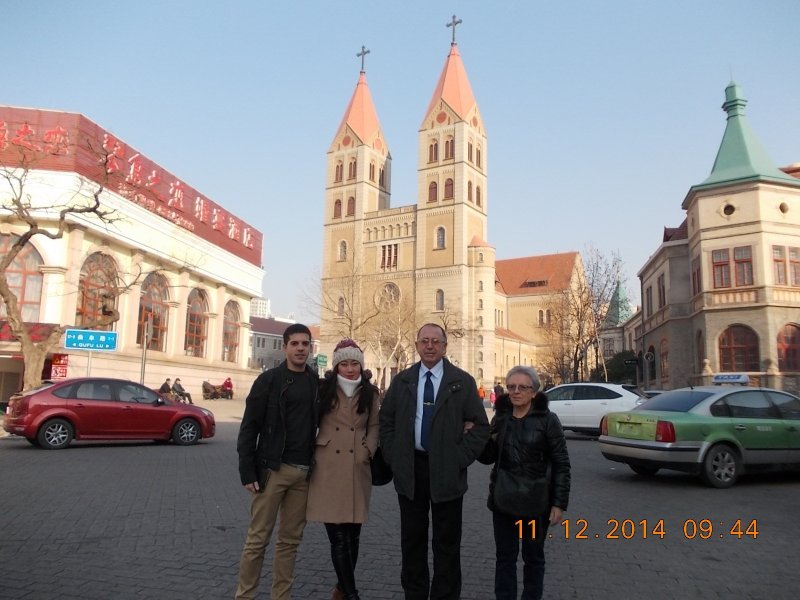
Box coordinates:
[325,524,359,599]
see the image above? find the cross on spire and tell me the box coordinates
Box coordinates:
[357,45,370,72]
[446,14,462,45]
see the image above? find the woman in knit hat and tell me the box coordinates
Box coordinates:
[307,338,380,600]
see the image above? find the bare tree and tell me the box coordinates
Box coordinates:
[362,297,416,388]
[539,247,625,383]
[0,143,137,391]
[310,257,383,344]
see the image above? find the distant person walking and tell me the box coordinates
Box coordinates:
[172,378,193,404]
[494,381,504,399]
[307,339,379,600]
[235,323,319,600]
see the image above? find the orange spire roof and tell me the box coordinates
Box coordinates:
[334,71,382,145]
[424,44,476,123]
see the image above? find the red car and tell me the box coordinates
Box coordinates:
[3,377,215,449]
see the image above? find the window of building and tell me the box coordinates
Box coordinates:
[333,199,342,219]
[222,301,241,362]
[657,273,666,309]
[603,338,615,359]
[774,246,787,285]
[478,367,483,379]
[718,325,759,371]
[477,335,483,345]
[691,256,702,296]
[476,146,482,168]
[369,162,376,182]
[444,178,454,199]
[478,299,483,309]
[76,252,117,330]
[478,280,483,291]
[347,158,357,179]
[791,247,800,286]
[137,272,169,351]
[428,140,438,163]
[477,351,483,362]
[468,141,473,162]
[435,227,446,249]
[659,339,669,379]
[445,137,454,159]
[734,246,753,286]
[346,196,355,216]
[476,186,482,207]
[379,167,385,188]
[467,181,473,202]
[712,249,730,288]
[338,241,347,261]
[538,310,544,326]
[435,289,444,311]
[478,316,483,327]
[645,286,653,316]
[428,181,437,203]
[778,324,800,372]
[334,162,343,182]
[184,288,208,358]
[0,234,43,322]
[337,296,345,316]
[546,309,551,324]
[381,244,398,269]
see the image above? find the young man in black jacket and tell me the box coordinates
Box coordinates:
[235,323,319,600]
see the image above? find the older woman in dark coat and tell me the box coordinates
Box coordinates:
[479,366,571,600]
[306,339,379,600]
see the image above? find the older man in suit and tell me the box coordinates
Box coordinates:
[380,323,489,600]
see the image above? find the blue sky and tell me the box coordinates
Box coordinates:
[3,1,799,322]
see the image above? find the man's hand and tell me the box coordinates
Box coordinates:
[463,420,475,434]
[244,482,260,493]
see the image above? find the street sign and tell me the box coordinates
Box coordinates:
[64,329,118,352]
[316,354,328,367]
[624,359,639,366]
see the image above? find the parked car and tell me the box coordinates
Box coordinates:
[642,389,665,399]
[3,377,215,449]
[598,385,800,488]
[546,382,646,435]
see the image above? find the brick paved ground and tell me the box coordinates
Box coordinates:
[1,397,798,599]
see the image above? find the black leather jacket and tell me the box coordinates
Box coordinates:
[479,392,571,512]
[236,362,319,486]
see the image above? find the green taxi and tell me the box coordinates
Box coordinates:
[598,379,800,488]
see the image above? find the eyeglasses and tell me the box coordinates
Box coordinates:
[506,384,533,392]
[416,339,445,346]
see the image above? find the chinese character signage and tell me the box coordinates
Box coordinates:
[0,107,263,266]
[64,329,118,352]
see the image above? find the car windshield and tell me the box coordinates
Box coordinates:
[637,390,713,412]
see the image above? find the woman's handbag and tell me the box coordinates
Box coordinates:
[370,445,393,486]
[492,467,548,517]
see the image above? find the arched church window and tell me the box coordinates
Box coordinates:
[435,289,444,311]
[76,252,117,330]
[445,137,454,159]
[137,272,169,351]
[338,241,348,262]
[428,182,437,203]
[334,162,343,182]
[333,199,342,219]
[444,178,454,199]
[428,140,438,163]
[476,186,482,207]
[348,158,357,179]
[435,227,446,250]
[347,196,355,216]
[467,181,473,202]
[185,289,209,358]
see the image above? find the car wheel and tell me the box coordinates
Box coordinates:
[630,464,659,476]
[172,418,200,446]
[37,418,74,450]
[702,444,740,488]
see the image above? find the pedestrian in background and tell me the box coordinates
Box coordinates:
[172,378,193,404]
[479,365,571,600]
[235,323,319,600]
[159,378,172,395]
[379,323,489,600]
[307,339,379,600]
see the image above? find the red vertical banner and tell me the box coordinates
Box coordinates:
[50,353,69,379]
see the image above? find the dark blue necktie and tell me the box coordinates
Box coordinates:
[421,371,435,451]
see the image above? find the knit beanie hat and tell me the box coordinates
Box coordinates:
[332,338,364,371]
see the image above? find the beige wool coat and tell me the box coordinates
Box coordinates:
[306,384,380,523]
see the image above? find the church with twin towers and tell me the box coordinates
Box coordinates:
[319,18,583,390]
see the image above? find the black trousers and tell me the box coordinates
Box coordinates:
[492,510,549,600]
[397,452,463,600]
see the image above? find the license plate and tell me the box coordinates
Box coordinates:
[618,422,638,436]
